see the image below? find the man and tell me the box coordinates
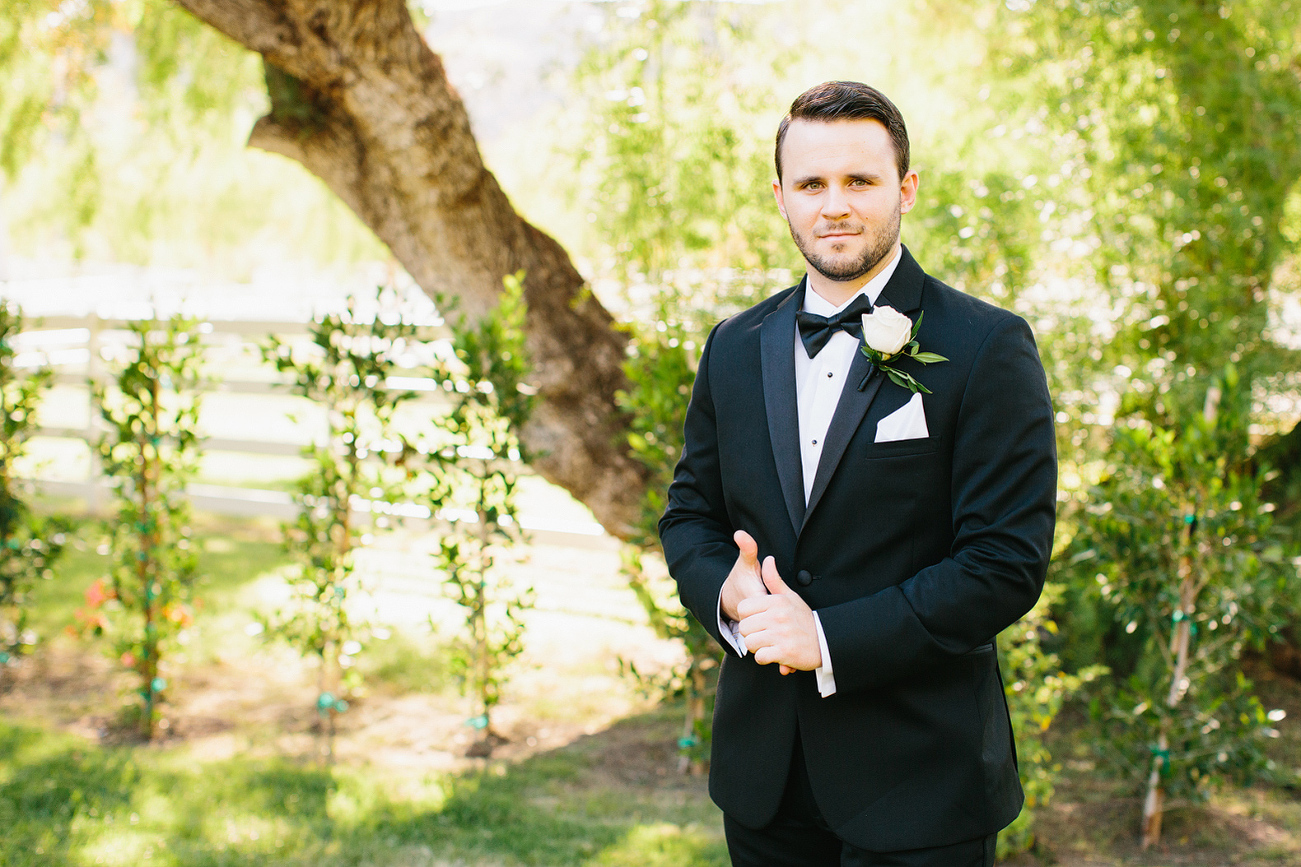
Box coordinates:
[658,81,1058,866]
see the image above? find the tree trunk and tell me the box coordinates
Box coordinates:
[171,0,648,537]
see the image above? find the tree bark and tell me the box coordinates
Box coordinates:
[171,0,648,537]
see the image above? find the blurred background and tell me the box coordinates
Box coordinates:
[1,0,1299,864]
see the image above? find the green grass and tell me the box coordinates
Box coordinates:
[3,511,728,865]
[0,711,728,866]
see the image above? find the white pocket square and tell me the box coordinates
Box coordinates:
[874,392,929,443]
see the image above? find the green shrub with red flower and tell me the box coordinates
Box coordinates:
[84,314,205,739]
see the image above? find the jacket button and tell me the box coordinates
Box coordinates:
[796,570,814,587]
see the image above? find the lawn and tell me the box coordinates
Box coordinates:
[1,512,727,866]
[0,709,728,866]
[2,511,1300,866]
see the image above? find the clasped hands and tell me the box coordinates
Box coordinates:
[721,530,822,675]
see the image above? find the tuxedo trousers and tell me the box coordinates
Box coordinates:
[722,736,997,867]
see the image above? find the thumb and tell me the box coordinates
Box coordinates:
[761,556,791,595]
[734,530,759,568]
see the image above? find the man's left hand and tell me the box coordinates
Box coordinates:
[736,557,822,674]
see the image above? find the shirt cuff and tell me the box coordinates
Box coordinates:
[813,610,836,697]
[717,591,747,657]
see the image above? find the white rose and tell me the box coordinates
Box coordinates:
[860,305,913,357]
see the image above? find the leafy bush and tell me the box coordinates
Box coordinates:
[0,304,71,677]
[1064,368,1296,845]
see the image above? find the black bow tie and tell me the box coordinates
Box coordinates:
[796,294,874,357]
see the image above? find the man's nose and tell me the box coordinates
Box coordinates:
[820,186,851,219]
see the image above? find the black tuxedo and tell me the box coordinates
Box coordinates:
[659,247,1057,851]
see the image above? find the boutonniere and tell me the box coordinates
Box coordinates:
[859,305,948,394]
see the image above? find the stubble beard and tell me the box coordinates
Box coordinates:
[790,203,901,284]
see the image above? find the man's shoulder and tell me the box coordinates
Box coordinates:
[710,281,801,340]
[917,268,1030,346]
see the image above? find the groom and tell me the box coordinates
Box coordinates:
[658,81,1058,866]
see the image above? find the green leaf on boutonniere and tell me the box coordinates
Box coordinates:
[885,367,932,394]
[910,311,925,339]
[859,308,947,395]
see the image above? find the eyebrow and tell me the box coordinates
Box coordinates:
[791,172,884,187]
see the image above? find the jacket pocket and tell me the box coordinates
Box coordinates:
[863,436,940,459]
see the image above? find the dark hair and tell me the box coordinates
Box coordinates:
[775,81,910,182]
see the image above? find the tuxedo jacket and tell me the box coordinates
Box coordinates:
[658,246,1057,851]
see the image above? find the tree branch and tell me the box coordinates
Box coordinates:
[170,0,650,537]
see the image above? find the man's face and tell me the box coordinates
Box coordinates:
[773,118,918,287]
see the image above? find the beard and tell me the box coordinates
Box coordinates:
[788,202,901,284]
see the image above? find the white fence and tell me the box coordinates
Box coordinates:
[14,311,612,549]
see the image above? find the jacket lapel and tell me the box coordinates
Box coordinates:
[873,244,925,317]
[761,282,806,535]
[801,246,927,531]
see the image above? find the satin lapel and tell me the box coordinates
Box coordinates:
[761,285,805,535]
[802,349,883,530]
[875,244,925,315]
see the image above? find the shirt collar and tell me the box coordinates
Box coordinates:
[800,246,903,316]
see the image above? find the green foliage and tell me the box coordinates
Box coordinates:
[261,288,421,747]
[618,547,717,773]
[572,0,796,278]
[907,164,1043,308]
[976,0,1301,840]
[616,316,719,771]
[997,583,1106,858]
[0,304,71,671]
[0,0,109,252]
[128,0,263,138]
[421,273,535,756]
[0,0,383,272]
[1065,369,1296,817]
[997,0,1301,420]
[88,314,205,739]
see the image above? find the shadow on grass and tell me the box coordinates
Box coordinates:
[0,724,140,862]
[0,704,728,866]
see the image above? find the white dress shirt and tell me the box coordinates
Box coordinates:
[719,248,902,698]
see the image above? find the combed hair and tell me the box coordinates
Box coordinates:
[775,81,910,182]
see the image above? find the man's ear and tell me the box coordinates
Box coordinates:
[899,170,919,215]
[773,179,788,221]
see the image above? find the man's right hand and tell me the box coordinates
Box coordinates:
[720,530,768,622]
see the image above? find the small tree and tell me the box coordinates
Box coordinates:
[0,304,70,680]
[421,273,534,758]
[90,314,205,739]
[261,287,420,757]
[1068,367,1295,847]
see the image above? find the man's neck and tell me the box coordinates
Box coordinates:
[805,243,901,308]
